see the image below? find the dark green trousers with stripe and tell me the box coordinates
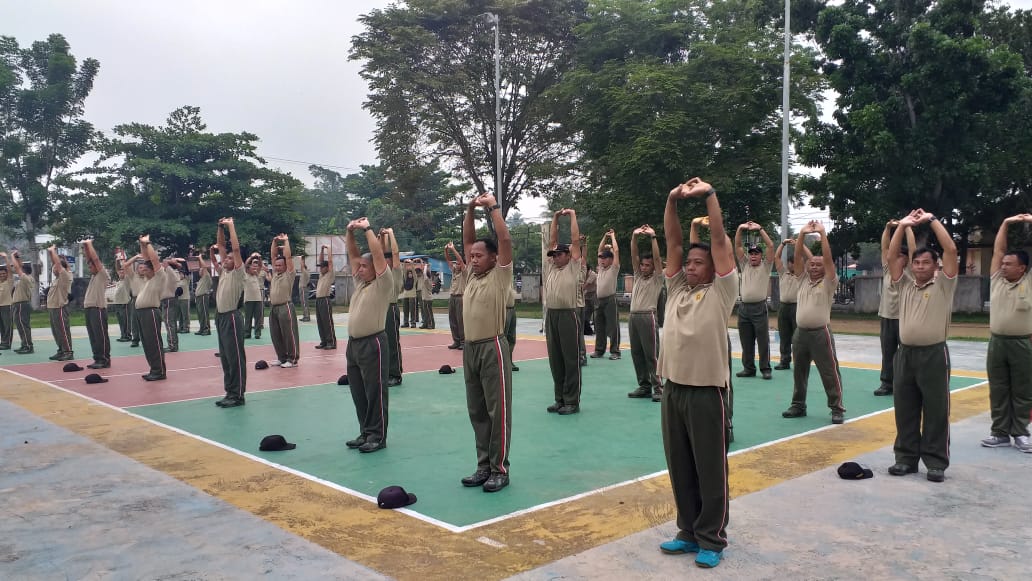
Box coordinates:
[738,300,770,373]
[196,294,211,333]
[137,307,166,376]
[269,302,299,364]
[216,310,246,399]
[49,306,73,355]
[629,311,661,392]
[85,306,110,365]
[790,326,845,413]
[0,304,12,347]
[448,295,464,345]
[880,317,901,390]
[385,303,402,380]
[593,295,620,355]
[777,302,796,365]
[893,342,951,470]
[987,334,1032,438]
[661,382,730,552]
[243,300,263,337]
[13,301,32,348]
[546,308,581,406]
[505,306,516,365]
[112,303,131,340]
[464,335,513,475]
[178,298,191,331]
[316,297,336,347]
[129,297,141,342]
[161,298,178,351]
[347,331,389,444]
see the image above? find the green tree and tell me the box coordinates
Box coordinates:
[350,0,588,215]
[798,0,1029,264]
[556,0,825,260]
[0,34,99,288]
[55,106,304,257]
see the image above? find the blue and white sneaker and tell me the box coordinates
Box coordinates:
[695,548,723,568]
[659,538,700,554]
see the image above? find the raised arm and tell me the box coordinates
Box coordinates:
[925,212,958,278]
[209,244,222,274]
[385,228,401,269]
[549,210,562,251]
[9,251,25,276]
[476,192,512,266]
[280,234,292,264]
[774,239,792,273]
[270,236,279,266]
[608,229,620,268]
[221,217,242,267]
[687,179,732,275]
[648,226,662,268]
[758,226,775,264]
[48,245,64,275]
[664,185,685,278]
[992,214,1032,273]
[630,227,642,273]
[567,210,581,262]
[812,222,835,280]
[887,211,919,281]
[83,240,103,272]
[462,197,479,260]
[733,223,747,262]
[140,235,161,272]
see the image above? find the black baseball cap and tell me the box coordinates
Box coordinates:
[837,461,874,480]
[746,245,762,254]
[377,485,417,509]
[255,360,269,370]
[547,244,571,257]
[63,362,84,372]
[259,434,297,451]
[84,373,108,384]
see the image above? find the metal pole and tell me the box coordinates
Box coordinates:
[493,13,502,208]
[781,0,791,244]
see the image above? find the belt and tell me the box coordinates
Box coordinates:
[469,334,503,345]
[991,333,1032,340]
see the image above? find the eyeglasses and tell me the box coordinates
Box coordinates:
[597,255,607,258]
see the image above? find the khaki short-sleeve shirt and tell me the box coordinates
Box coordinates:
[877,262,902,319]
[47,270,73,309]
[269,271,295,305]
[13,274,35,303]
[127,265,146,297]
[989,270,1032,335]
[545,259,582,309]
[463,264,513,342]
[348,268,393,338]
[177,276,190,300]
[0,278,12,307]
[450,268,468,296]
[84,269,110,308]
[894,271,958,346]
[390,267,403,303]
[160,269,181,300]
[242,273,262,302]
[196,269,212,295]
[738,259,772,303]
[316,271,334,298]
[136,268,169,309]
[778,272,802,304]
[795,273,838,328]
[658,268,739,387]
[596,264,618,298]
[112,277,131,305]
[216,267,245,313]
[630,271,663,312]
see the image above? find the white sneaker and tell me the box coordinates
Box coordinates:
[270,361,282,367]
[980,434,1011,448]
[280,361,295,369]
[1014,435,1032,453]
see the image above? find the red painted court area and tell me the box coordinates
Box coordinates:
[21,332,549,408]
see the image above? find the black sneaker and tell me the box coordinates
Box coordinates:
[345,436,366,449]
[448,343,461,349]
[609,353,621,360]
[628,387,652,398]
[736,370,756,378]
[557,405,580,415]
[359,440,385,453]
[461,468,491,487]
[87,363,110,369]
[926,468,945,482]
[482,473,509,493]
[831,411,844,424]
[130,342,139,347]
[15,346,33,354]
[761,371,772,380]
[217,397,245,408]
[55,353,74,361]
[774,363,790,370]
[511,365,519,372]
[116,337,132,342]
[142,373,167,382]
[652,391,663,402]
[546,402,561,413]
[782,406,806,418]
[873,385,893,396]
[589,352,604,359]
[888,463,918,476]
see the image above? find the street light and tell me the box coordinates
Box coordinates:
[480,12,503,208]
[781,0,791,245]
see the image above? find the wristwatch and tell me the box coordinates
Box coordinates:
[490,204,501,211]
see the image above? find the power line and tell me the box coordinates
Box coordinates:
[263,156,364,172]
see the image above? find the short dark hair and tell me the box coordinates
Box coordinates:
[912,246,939,263]
[687,242,712,254]
[474,237,498,254]
[1005,250,1030,268]
[640,252,654,261]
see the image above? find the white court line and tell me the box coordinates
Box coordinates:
[2,358,988,534]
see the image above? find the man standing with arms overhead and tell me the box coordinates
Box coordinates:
[773,238,808,371]
[982,213,1032,453]
[591,229,621,360]
[887,209,958,482]
[212,218,247,407]
[242,255,264,340]
[874,219,915,396]
[159,259,183,353]
[134,235,171,381]
[0,254,13,351]
[343,217,393,453]
[734,221,775,380]
[657,178,735,569]
[314,245,337,350]
[781,221,846,425]
[176,263,191,333]
[193,252,213,335]
[458,192,514,492]
[9,250,34,354]
[46,245,74,362]
[111,259,133,342]
[418,260,435,329]
[445,241,467,350]
[268,234,300,368]
[545,208,583,415]
[298,255,312,322]
[626,225,664,401]
[126,253,145,348]
[381,228,403,386]
[81,239,111,369]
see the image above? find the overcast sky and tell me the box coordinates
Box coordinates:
[3,0,1030,227]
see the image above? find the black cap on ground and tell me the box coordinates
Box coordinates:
[337,374,349,385]
[259,434,297,451]
[63,362,84,372]
[439,365,455,374]
[255,360,269,370]
[84,373,108,384]
[377,485,417,509]
[837,461,874,480]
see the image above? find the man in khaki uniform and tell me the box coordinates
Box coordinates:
[400,262,418,327]
[268,234,300,367]
[46,245,75,361]
[734,222,775,379]
[0,255,13,351]
[874,220,915,395]
[505,287,518,372]
[545,208,583,415]
[193,255,213,335]
[887,209,958,482]
[627,225,664,401]
[381,229,403,386]
[445,241,467,350]
[111,260,133,342]
[126,254,146,347]
[242,256,264,339]
[983,214,1032,453]
[176,267,191,333]
[314,245,336,350]
[591,230,621,360]
[159,261,184,353]
[344,217,393,453]
[135,235,172,381]
[81,240,111,369]
[298,257,312,322]
[212,218,247,406]
[773,239,805,371]
[418,262,435,329]
[459,192,514,492]
[9,250,34,354]
[782,221,846,424]
[657,178,735,569]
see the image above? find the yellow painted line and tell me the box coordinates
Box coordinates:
[0,367,991,581]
